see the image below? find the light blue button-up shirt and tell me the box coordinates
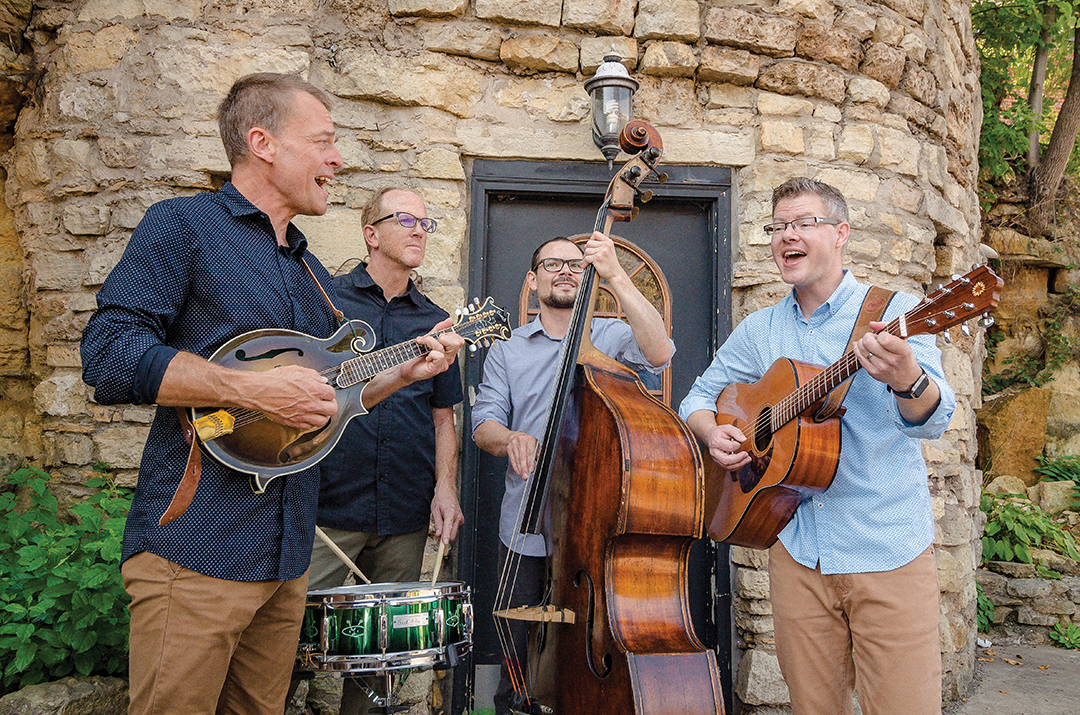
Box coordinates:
[679,271,955,574]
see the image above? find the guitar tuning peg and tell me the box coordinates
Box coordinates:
[961,323,971,337]
[942,330,952,344]
[978,313,995,329]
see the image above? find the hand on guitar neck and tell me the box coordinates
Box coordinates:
[852,319,940,424]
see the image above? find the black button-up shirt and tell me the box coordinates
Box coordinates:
[317,263,462,535]
[81,183,338,581]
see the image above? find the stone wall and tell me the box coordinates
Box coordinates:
[1,1,986,712]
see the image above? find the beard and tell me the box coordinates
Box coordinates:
[539,286,577,310]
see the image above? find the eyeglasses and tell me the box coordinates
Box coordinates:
[371,212,437,233]
[763,216,840,236]
[534,257,585,274]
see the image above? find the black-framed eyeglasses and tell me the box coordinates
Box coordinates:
[534,257,586,274]
[371,212,437,233]
[763,216,840,236]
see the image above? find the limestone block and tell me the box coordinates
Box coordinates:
[76,0,141,21]
[156,44,310,97]
[796,22,863,73]
[848,77,890,107]
[147,136,229,175]
[330,48,483,119]
[749,158,809,192]
[860,42,906,88]
[756,60,845,104]
[1052,268,1080,294]
[731,545,769,569]
[143,0,202,20]
[55,432,95,465]
[65,25,140,73]
[33,372,87,418]
[422,20,504,62]
[760,121,804,155]
[580,36,638,74]
[62,205,111,237]
[475,0,561,27]
[563,0,636,35]
[878,128,919,177]
[835,7,876,40]
[634,0,700,42]
[899,29,930,64]
[837,124,874,164]
[419,211,465,283]
[736,566,770,600]
[457,123,593,160]
[14,140,50,185]
[494,76,590,123]
[901,64,938,107]
[1028,480,1078,517]
[94,424,147,469]
[698,46,759,85]
[1033,595,1078,615]
[807,125,836,160]
[1045,365,1080,452]
[31,250,84,292]
[706,83,755,109]
[815,167,879,202]
[736,649,789,706]
[891,180,922,213]
[890,95,939,132]
[57,83,115,122]
[97,136,143,169]
[656,128,756,167]
[633,76,704,126]
[389,0,468,17]
[779,0,836,21]
[409,148,465,180]
[640,41,697,78]
[704,8,799,58]
[977,388,1052,486]
[500,35,579,74]
[1009,578,1053,600]
[52,139,93,179]
[882,0,926,22]
[0,675,128,714]
[295,209,367,273]
[924,189,966,235]
[757,92,813,116]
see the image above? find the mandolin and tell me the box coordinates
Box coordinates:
[707,265,1003,549]
[191,297,511,493]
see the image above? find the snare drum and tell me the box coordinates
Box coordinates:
[297,581,473,673]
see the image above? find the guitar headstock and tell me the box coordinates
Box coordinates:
[900,265,1003,339]
[454,297,512,350]
[604,120,667,224]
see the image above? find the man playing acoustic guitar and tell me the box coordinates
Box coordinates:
[81,74,462,715]
[681,178,956,715]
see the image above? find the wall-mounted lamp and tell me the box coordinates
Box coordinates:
[583,55,639,168]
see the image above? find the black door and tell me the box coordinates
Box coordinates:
[455,159,734,714]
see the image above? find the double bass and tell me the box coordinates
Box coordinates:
[493,121,726,715]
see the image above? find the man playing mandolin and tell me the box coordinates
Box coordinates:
[309,186,465,715]
[471,233,675,715]
[680,177,956,715]
[80,74,463,715]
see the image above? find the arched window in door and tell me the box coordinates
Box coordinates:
[517,234,674,404]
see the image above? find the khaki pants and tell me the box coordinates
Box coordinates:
[123,551,308,715]
[769,542,942,715]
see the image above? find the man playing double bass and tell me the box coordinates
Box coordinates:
[471,232,674,715]
[680,178,956,715]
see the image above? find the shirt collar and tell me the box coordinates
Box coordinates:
[219,182,309,258]
[341,261,422,305]
[787,269,858,320]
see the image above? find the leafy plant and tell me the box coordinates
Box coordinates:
[1035,453,1080,510]
[981,491,1080,564]
[1049,621,1080,649]
[0,466,132,695]
[976,582,995,634]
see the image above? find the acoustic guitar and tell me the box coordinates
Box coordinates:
[706,266,1002,549]
[190,297,511,493]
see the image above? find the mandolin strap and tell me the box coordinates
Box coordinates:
[813,285,894,422]
[302,258,345,326]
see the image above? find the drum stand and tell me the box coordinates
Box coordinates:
[356,670,411,715]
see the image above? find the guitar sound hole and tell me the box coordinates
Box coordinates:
[755,407,773,452]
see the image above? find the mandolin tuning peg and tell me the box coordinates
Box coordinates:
[469,344,477,352]
[455,308,463,316]
[961,323,971,337]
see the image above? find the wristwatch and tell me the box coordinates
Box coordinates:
[889,369,930,399]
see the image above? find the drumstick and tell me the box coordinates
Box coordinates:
[431,539,447,586]
[315,526,370,584]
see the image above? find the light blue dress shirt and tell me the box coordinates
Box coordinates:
[472,316,672,557]
[679,271,956,574]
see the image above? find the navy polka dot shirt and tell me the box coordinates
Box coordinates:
[81,183,339,581]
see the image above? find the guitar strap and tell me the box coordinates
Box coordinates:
[158,258,343,526]
[812,285,895,423]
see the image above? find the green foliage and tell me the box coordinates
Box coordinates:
[973,0,1080,202]
[0,467,132,695]
[976,582,996,634]
[981,491,1080,564]
[982,283,1080,395]
[1049,621,1080,649]
[1035,453,1080,509]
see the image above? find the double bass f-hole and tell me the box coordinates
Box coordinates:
[574,569,612,680]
